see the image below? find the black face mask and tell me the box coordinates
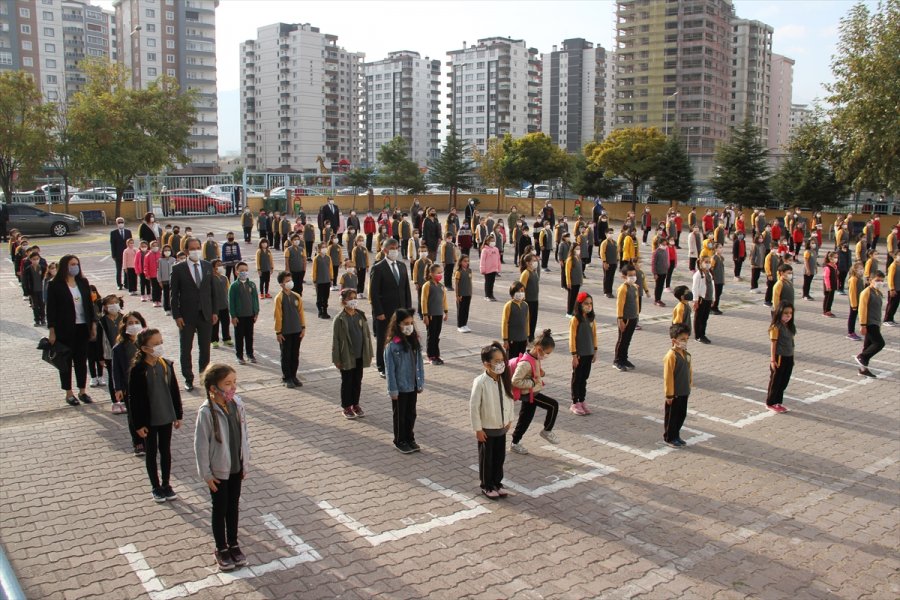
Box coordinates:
[227,237,234,242]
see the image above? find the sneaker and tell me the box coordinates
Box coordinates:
[89,377,99,387]
[711,309,723,315]
[613,362,626,372]
[766,404,781,412]
[570,402,587,416]
[395,442,415,454]
[665,440,680,448]
[248,356,257,364]
[674,438,687,447]
[352,405,365,417]
[229,546,247,568]
[378,371,386,379]
[885,321,897,328]
[151,488,166,503]
[407,441,421,452]
[496,486,508,498]
[654,301,666,307]
[457,327,467,333]
[134,444,145,457]
[776,404,789,413]
[846,333,862,341]
[823,312,835,318]
[431,357,444,365]
[161,485,177,501]
[698,337,712,344]
[284,379,296,389]
[184,382,195,392]
[634,325,642,331]
[342,408,357,419]
[763,301,772,307]
[510,442,529,455]
[540,429,560,444]
[291,377,303,388]
[482,489,501,500]
[259,293,265,299]
[237,357,246,365]
[119,402,128,414]
[581,402,592,415]
[223,340,234,347]
[215,549,235,572]
[165,311,172,316]
[665,287,673,293]
[212,341,219,349]
[858,368,877,379]
[853,354,867,368]
[623,360,636,370]
[78,393,93,404]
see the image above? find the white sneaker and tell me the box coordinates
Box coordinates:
[89,377,99,387]
[463,326,472,333]
[457,327,466,333]
[98,375,107,386]
[510,443,529,455]
[540,430,560,444]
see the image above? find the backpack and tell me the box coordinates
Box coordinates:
[507,351,538,403]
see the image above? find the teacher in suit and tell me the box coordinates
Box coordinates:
[319,197,341,241]
[368,238,412,377]
[110,217,133,290]
[170,237,219,391]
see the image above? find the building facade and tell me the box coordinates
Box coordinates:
[789,103,812,138]
[362,50,440,168]
[240,22,362,172]
[113,0,219,169]
[446,37,541,153]
[730,18,772,142]
[767,52,794,154]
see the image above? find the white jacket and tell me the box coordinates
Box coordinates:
[692,269,711,301]
[470,372,513,432]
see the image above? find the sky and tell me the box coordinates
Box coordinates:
[97,0,876,155]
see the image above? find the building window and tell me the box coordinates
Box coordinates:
[146,52,156,61]
[146,23,156,32]
[44,43,55,52]
[166,25,174,34]
[42,11,53,21]
[146,9,156,17]
[22,40,32,51]
[21,25,32,35]
[146,38,156,47]
[46,74,57,83]
[165,11,174,20]
[166,40,174,48]
[43,27,54,37]
[45,58,56,68]
[148,67,157,76]
[166,54,175,63]
[0,52,13,66]
[19,8,31,18]
[22,56,34,67]
[167,68,176,76]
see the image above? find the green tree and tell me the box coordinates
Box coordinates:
[49,101,82,211]
[503,132,568,215]
[68,60,197,217]
[429,131,473,210]
[825,0,900,193]
[0,71,54,205]
[345,166,374,194]
[771,120,847,211]
[231,166,244,183]
[711,119,771,208]
[376,137,424,206]
[586,127,666,213]
[472,134,516,211]
[571,151,622,199]
[652,133,695,205]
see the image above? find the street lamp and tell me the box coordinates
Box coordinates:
[665,90,678,136]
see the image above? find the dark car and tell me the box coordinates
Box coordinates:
[167,189,234,215]
[5,203,81,237]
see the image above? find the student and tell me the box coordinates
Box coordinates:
[772,264,795,314]
[338,259,358,294]
[350,234,369,297]
[480,233,502,301]
[273,271,306,388]
[836,242,851,294]
[112,312,147,453]
[766,303,796,412]
[663,323,693,446]
[328,235,343,290]
[241,208,254,244]
[86,285,106,388]
[195,364,250,573]
[763,245,782,306]
[22,252,46,326]
[384,309,426,454]
[599,230,618,298]
[311,242,333,319]
[255,239,274,299]
[631,255,650,330]
[710,244,726,315]
[846,261,864,340]
[564,243,584,317]
[228,262,259,365]
[210,260,232,350]
[410,243,432,318]
[303,221,316,259]
[158,245,176,315]
[256,211,269,246]
[203,232,220,262]
[671,285,693,336]
[470,343,513,498]
[284,234,307,296]
[557,231,572,288]
[864,249,879,280]
[569,292,597,416]
[455,255,473,333]
[509,329,560,454]
[129,328,183,503]
[822,251,839,317]
[123,238,138,296]
[802,239,819,300]
[750,233,766,292]
[98,295,124,408]
[691,257,713,344]
[135,241,152,301]
[885,250,899,326]
[420,264,449,365]
[855,271,886,378]
[440,232,458,291]
[332,289,374,419]
[502,281,531,360]
[613,264,641,369]
[538,222,553,271]
[651,238,669,307]
[519,253,540,342]
[665,236,678,291]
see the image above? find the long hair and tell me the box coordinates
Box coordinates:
[770,302,796,335]
[132,328,161,369]
[519,249,535,273]
[574,293,595,323]
[481,342,512,398]
[201,363,237,444]
[386,308,420,352]
[53,254,85,284]
[116,311,147,344]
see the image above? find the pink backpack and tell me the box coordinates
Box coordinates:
[508,352,538,403]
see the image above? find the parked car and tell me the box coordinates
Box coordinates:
[4,203,81,237]
[516,185,551,198]
[167,188,234,215]
[268,186,317,201]
[358,187,411,196]
[486,188,521,197]
[70,190,116,203]
[203,184,264,203]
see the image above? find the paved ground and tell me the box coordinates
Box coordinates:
[0,215,898,600]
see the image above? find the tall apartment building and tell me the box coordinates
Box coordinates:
[767,52,794,154]
[113,0,219,170]
[730,18,772,142]
[789,103,812,137]
[541,38,616,153]
[0,0,116,102]
[240,22,362,172]
[614,0,735,179]
[362,50,441,168]
[446,37,541,154]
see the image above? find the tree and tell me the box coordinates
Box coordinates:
[345,167,374,194]
[231,166,244,183]
[711,119,771,208]
[0,71,54,205]
[770,120,847,211]
[49,101,82,211]
[472,134,516,211]
[557,153,578,201]
[376,137,424,206]
[652,132,695,205]
[571,152,622,200]
[429,131,473,211]
[586,127,666,213]
[68,60,197,217]
[825,0,900,193]
[503,132,568,215]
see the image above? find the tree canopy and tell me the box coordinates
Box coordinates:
[652,132,694,205]
[376,136,425,200]
[771,119,847,211]
[570,152,622,200]
[0,71,55,204]
[503,132,568,214]
[429,131,473,209]
[586,127,666,213]
[711,119,771,208]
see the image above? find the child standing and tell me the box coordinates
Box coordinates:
[763,246,781,307]
[846,261,864,340]
[501,282,531,360]
[284,234,307,296]
[420,264,449,365]
[311,242,333,319]
[855,271,886,378]
[569,292,597,416]
[22,252,46,326]
[509,329,560,454]
[158,245,176,315]
[228,262,259,365]
[328,235,344,290]
[663,323,693,446]
[411,243,432,319]
[614,265,641,369]
[194,364,250,573]
[772,264,795,314]
[146,242,162,307]
[135,241,152,301]
[470,342,513,500]
[766,303,796,412]
[332,289,374,419]
[440,232,458,291]
[822,251,838,317]
[123,238,138,296]
[802,239,819,300]
[255,239,274,299]
[98,295,124,410]
[351,234,369,297]
[564,244,583,317]
[273,272,306,388]
[384,309,426,454]
[691,257,713,344]
[129,329,183,503]
[519,253,540,341]
[480,234,502,301]
[885,251,899,326]
[338,259,358,294]
[210,260,232,349]
[112,312,147,453]
[710,244,726,315]
[455,255,474,333]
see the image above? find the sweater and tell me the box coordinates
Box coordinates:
[194,398,251,481]
[469,371,513,432]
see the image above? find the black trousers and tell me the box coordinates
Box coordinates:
[315,282,330,314]
[415,285,423,317]
[305,240,313,259]
[541,249,551,269]
[340,359,364,408]
[614,318,637,363]
[233,316,255,359]
[665,263,675,288]
[126,268,137,293]
[860,325,885,364]
[280,332,301,380]
[259,272,271,295]
[766,355,794,406]
[823,289,836,313]
[58,324,90,391]
[602,264,617,295]
[764,278,775,304]
[654,274,666,302]
[144,423,173,489]
[30,292,45,323]
[848,308,858,334]
[392,391,418,445]
[444,263,455,290]
[366,233,373,252]
[425,316,443,358]
[508,340,527,360]
[140,273,151,296]
[179,317,212,385]
[511,392,559,444]
[88,337,104,378]
[642,228,651,243]
[694,298,712,339]
[211,308,231,342]
[838,269,848,292]
[484,272,497,299]
[689,257,697,271]
[356,268,366,294]
[567,284,581,315]
[242,227,252,243]
[803,275,814,298]
[210,471,242,551]
[478,435,506,492]
[734,257,745,278]
[750,267,762,289]
[664,396,689,442]
[375,317,389,372]
[162,282,171,312]
[151,278,162,303]
[712,283,724,310]
[457,296,471,327]
[289,271,305,297]
[114,256,124,289]
[571,355,593,403]
[526,300,538,342]
[885,293,899,323]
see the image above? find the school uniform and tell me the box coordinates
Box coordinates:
[440,241,458,290]
[599,238,618,296]
[539,228,553,269]
[557,240,572,288]
[711,254,726,312]
[652,246,669,303]
[885,262,899,323]
[284,243,307,295]
[228,278,259,361]
[421,280,449,360]
[764,252,781,304]
[772,277,794,314]
[332,308,373,410]
[255,249,274,295]
[351,244,369,295]
[202,240,220,262]
[766,323,795,407]
[672,300,693,337]
[803,249,818,299]
[211,274,231,344]
[303,225,316,259]
[692,269,713,341]
[273,289,306,382]
[858,285,885,367]
[311,253,333,316]
[129,358,183,493]
[565,254,583,316]
[241,212,254,243]
[750,242,766,290]
[614,281,640,365]
[22,263,46,324]
[519,267,540,342]
[662,346,692,443]
[501,299,530,359]
[569,315,597,405]
[412,255,432,317]
[328,244,343,285]
[338,270,358,294]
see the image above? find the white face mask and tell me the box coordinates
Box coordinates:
[675,340,687,350]
[514,291,525,301]
[400,324,415,336]
[188,250,202,262]
[163,251,171,257]
[207,236,214,241]
[419,251,428,258]
[106,304,121,315]
[217,266,226,275]
[491,362,506,375]
[346,299,359,309]
[284,280,295,291]
[627,276,637,284]
[117,223,125,230]
[873,281,885,290]
[150,344,165,359]
[293,240,300,246]
[126,323,144,337]
[488,241,496,247]
[387,249,400,261]
[319,249,327,256]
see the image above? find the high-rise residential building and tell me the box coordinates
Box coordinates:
[113,0,219,170]
[614,0,735,179]
[240,22,362,172]
[0,0,116,102]
[446,37,541,153]
[768,52,794,154]
[789,103,812,137]
[730,18,772,142]
[362,50,441,168]
[541,38,616,153]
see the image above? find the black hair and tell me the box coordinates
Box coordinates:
[132,328,161,369]
[771,302,797,334]
[669,323,691,339]
[277,270,292,284]
[481,342,513,398]
[621,263,636,275]
[53,254,85,284]
[509,281,525,297]
[531,329,556,352]
[673,285,690,301]
[574,293,595,323]
[777,263,793,274]
[386,308,421,352]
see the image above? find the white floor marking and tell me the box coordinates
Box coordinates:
[803,370,860,385]
[469,446,617,498]
[687,408,775,428]
[834,360,893,375]
[99,255,110,262]
[745,386,805,402]
[317,478,489,547]
[791,376,838,390]
[118,513,321,600]
[721,392,766,406]
[869,358,898,366]
[585,417,714,460]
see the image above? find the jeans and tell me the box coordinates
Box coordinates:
[144,423,172,490]
[511,392,559,444]
[210,471,243,551]
[340,359,364,408]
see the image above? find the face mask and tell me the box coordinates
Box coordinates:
[227,237,234,242]
[627,276,637,283]
[217,266,226,276]
[528,262,537,270]
[781,314,792,324]
[683,292,694,301]
[68,264,80,277]
[126,323,144,337]
[106,304,121,315]
[238,271,249,280]
[432,274,443,283]
[514,291,525,301]
[152,246,160,253]
[189,250,202,262]
[491,362,506,375]
[207,236,214,241]
[117,223,125,230]
[873,281,885,290]
[388,249,400,261]
[284,280,295,291]
[217,386,235,402]
[150,344,165,359]
[346,299,359,310]
[785,273,793,281]
[293,240,301,246]
[419,251,428,258]
[675,340,688,350]
[488,241,496,247]
[319,249,327,256]
[400,324,415,336]
[163,251,171,257]
[149,218,155,224]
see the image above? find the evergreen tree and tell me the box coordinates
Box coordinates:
[652,133,694,205]
[711,119,771,208]
[771,120,847,211]
[376,137,424,204]
[429,131,472,209]
[571,152,622,200]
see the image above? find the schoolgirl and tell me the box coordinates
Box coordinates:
[568,292,597,416]
[502,281,531,360]
[509,329,560,454]
[332,289,374,419]
[98,295,124,407]
[766,303,796,412]
[351,234,369,297]
[123,238,138,295]
[384,309,426,454]
[284,234,307,295]
[822,251,838,317]
[157,245,176,315]
[802,238,819,300]
[412,243,433,317]
[455,255,474,333]
[255,238,274,298]
[671,285,693,336]
[328,235,344,290]
[564,243,583,317]
[112,311,147,452]
[518,252,540,341]
[470,342,514,499]
[420,264,449,365]
[480,233,502,302]
[134,240,152,301]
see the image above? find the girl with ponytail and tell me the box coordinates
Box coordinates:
[509,329,561,455]
[470,342,514,500]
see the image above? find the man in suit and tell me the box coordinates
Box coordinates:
[109,217,133,290]
[170,237,219,391]
[320,197,341,240]
[368,238,413,377]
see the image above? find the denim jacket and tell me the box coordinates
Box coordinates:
[384,338,425,397]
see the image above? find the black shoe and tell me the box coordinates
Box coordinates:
[698,336,712,344]
[291,377,302,387]
[78,393,93,404]
[229,546,247,568]
[605,293,614,298]
[248,356,257,364]
[853,354,867,368]
[152,488,166,503]
[496,486,508,498]
[664,439,679,448]
[184,382,194,392]
[134,444,146,457]
[395,442,415,454]
[613,362,626,372]
[237,357,246,365]
[431,357,444,365]
[623,360,636,370]
[162,485,177,501]
[284,379,296,389]
[65,395,80,406]
[323,312,331,319]
[408,441,421,452]
[215,549,235,572]
[711,309,723,315]
[858,368,877,379]
[675,438,687,447]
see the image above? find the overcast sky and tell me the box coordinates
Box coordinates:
[96,0,876,154]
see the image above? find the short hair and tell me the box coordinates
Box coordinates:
[277,271,292,284]
[382,237,399,250]
[509,281,525,296]
[777,264,793,273]
[673,285,690,300]
[235,261,248,270]
[185,237,202,250]
[872,270,885,279]
[669,323,691,339]
[621,264,636,275]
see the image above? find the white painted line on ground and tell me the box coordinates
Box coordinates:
[687,408,775,429]
[721,392,765,405]
[869,358,897,367]
[880,346,899,353]
[803,370,861,385]
[99,255,110,262]
[585,418,714,459]
[744,386,805,403]
[791,377,838,390]
[317,478,489,547]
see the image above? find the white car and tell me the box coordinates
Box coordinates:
[516,184,551,199]
[203,184,263,201]
[70,190,115,203]
[358,187,411,196]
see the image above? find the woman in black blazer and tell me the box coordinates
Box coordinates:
[46,254,98,406]
[138,212,160,244]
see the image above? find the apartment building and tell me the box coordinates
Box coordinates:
[240,22,362,172]
[730,18,772,142]
[362,50,440,168]
[789,103,812,138]
[767,52,794,154]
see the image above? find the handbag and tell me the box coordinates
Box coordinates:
[38,337,71,371]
